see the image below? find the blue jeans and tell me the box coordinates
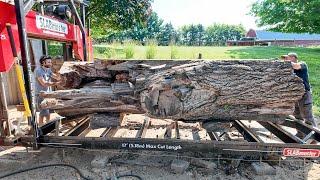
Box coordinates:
[294,91,317,127]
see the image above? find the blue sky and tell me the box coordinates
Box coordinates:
[152,0,258,30]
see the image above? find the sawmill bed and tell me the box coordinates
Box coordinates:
[18,114,320,159]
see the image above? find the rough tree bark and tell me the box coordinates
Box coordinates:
[41,60,305,122]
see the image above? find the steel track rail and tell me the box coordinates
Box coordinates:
[17,119,320,158]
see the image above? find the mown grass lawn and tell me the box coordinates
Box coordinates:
[93,45,320,116]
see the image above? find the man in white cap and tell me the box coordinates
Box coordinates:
[282,52,317,128]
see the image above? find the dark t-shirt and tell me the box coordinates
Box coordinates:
[294,62,311,91]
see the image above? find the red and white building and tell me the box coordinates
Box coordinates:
[227,29,320,47]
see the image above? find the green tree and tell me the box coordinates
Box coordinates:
[195,24,205,46]
[95,12,163,44]
[205,24,245,46]
[250,0,320,33]
[180,24,204,46]
[180,25,189,45]
[158,23,178,46]
[126,12,163,44]
[88,0,153,36]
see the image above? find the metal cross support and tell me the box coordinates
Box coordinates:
[14,0,39,149]
[69,0,87,61]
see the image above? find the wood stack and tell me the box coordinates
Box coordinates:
[40,59,305,123]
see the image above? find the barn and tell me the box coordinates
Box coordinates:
[227,29,320,47]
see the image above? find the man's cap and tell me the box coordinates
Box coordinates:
[281,55,288,58]
[39,55,52,64]
[287,52,298,59]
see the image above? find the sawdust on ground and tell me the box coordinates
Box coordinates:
[0,147,319,180]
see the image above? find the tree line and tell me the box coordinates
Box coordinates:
[93,13,246,46]
[87,0,318,44]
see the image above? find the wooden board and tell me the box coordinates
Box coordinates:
[240,120,283,143]
[85,128,107,137]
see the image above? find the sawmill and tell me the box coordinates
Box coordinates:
[0,0,319,164]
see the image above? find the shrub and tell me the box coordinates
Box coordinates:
[104,47,116,58]
[93,46,115,58]
[170,44,178,59]
[146,40,158,59]
[123,41,135,59]
[94,46,107,54]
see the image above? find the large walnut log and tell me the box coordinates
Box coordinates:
[42,60,304,122]
[140,60,304,121]
[57,60,191,89]
[40,86,142,117]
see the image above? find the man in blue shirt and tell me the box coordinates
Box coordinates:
[283,52,317,128]
[34,55,61,125]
